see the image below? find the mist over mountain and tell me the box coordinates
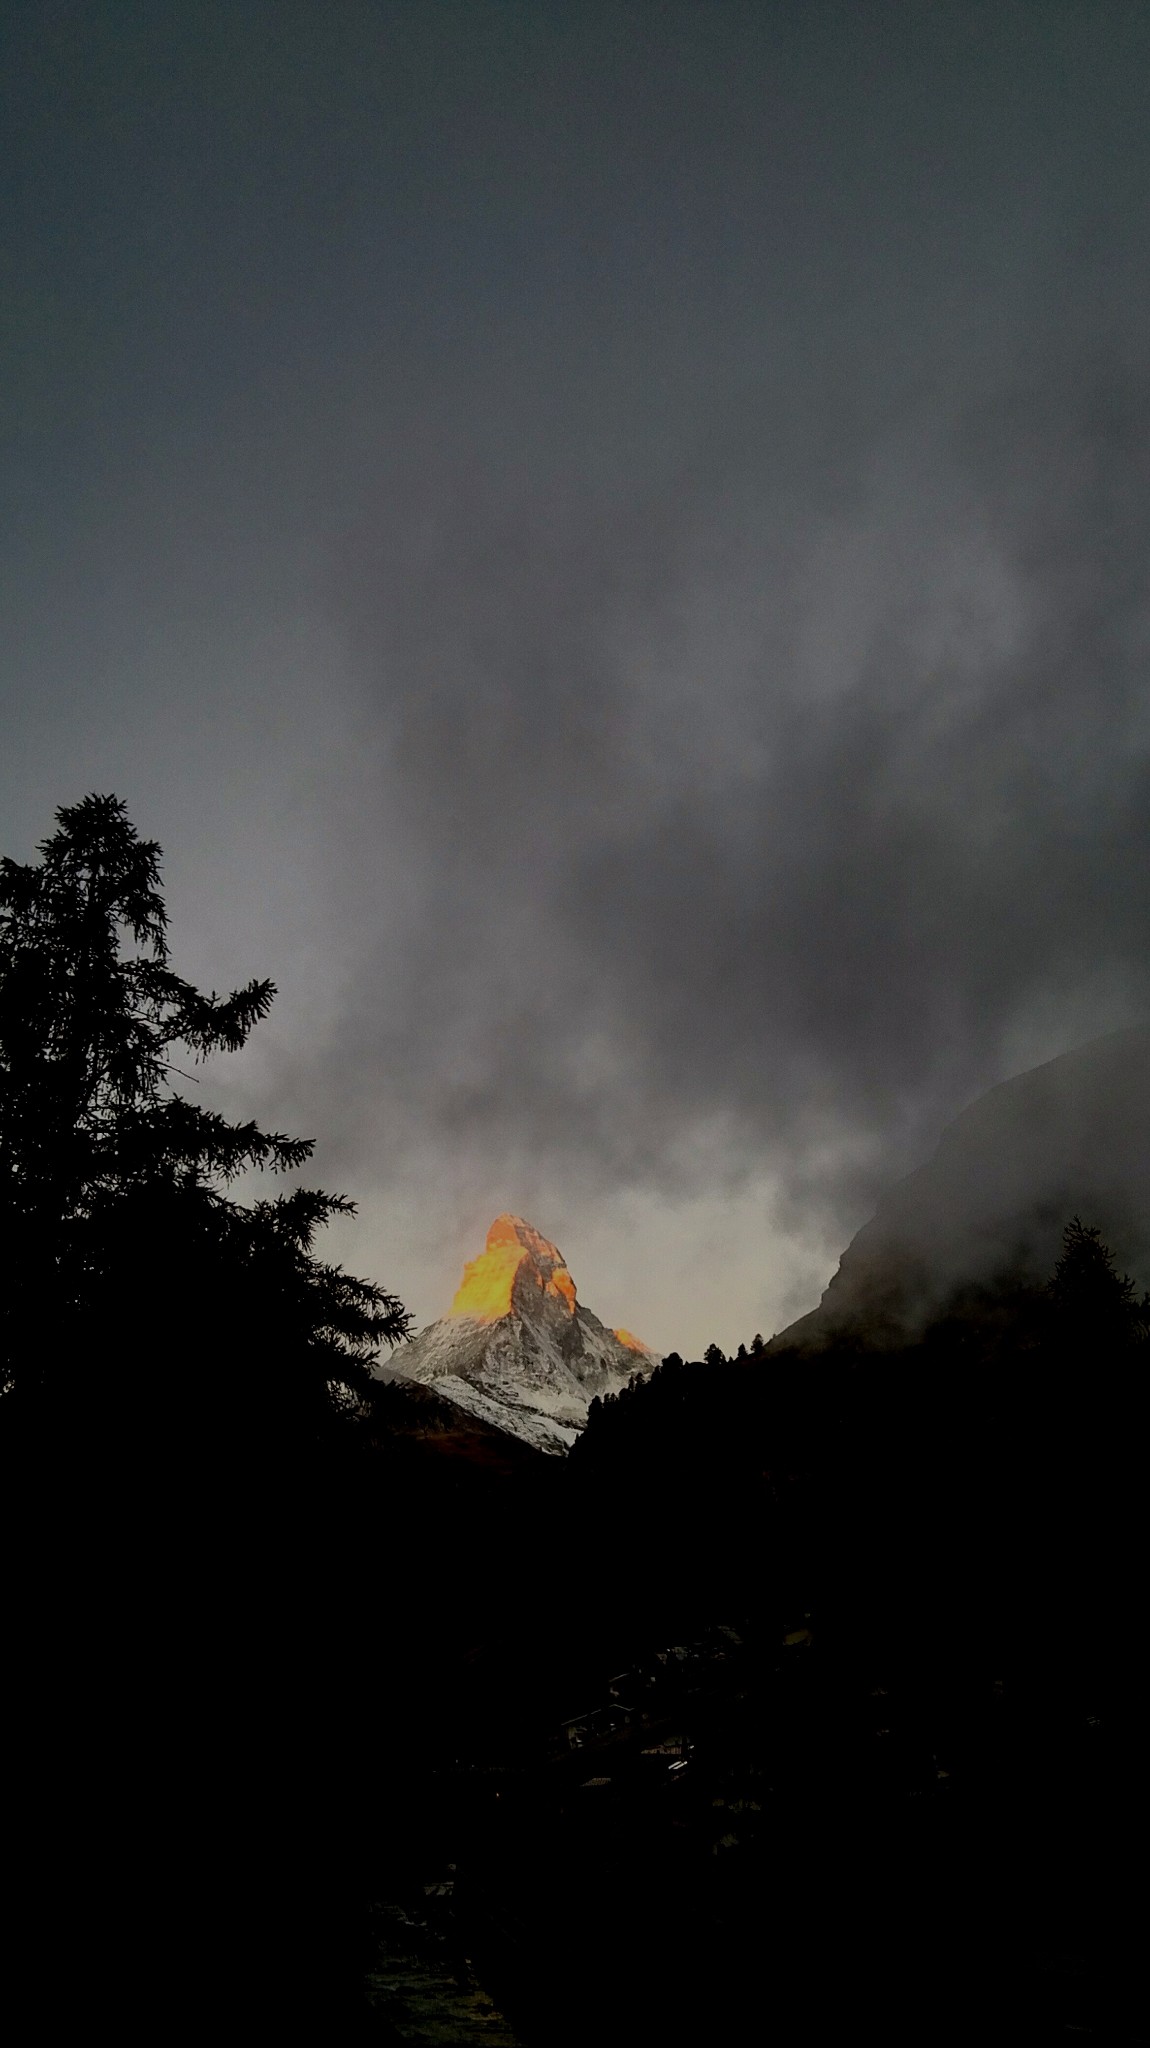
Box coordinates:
[772,1022,1150,1352]
[387,1213,657,1453]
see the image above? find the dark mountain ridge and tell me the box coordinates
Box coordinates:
[772,1021,1150,1351]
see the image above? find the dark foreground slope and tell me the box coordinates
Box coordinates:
[0,1367,562,2037]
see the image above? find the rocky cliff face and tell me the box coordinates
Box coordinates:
[388,1214,659,1453]
[772,1023,1150,1352]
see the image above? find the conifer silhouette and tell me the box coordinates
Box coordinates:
[1048,1215,1149,1352]
[0,795,409,1416]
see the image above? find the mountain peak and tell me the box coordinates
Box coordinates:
[393,1214,658,1453]
[486,1213,558,1257]
[449,1213,576,1323]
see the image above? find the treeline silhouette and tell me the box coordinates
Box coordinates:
[574,1221,1147,1666]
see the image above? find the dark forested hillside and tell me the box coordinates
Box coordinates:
[571,1223,1146,1677]
[487,1225,1146,2042]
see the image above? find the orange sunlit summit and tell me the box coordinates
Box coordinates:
[449,1213,579,1323]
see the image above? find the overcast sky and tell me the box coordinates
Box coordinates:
[4,2,1149,1353]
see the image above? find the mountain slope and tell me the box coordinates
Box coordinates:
[388,1214,658,1453]
[773,1022,1150,1351]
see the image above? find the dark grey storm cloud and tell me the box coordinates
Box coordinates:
[3,3,1150,1336]
[313,337,1150,1232]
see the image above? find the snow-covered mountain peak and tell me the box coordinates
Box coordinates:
[389,1214,659,1454]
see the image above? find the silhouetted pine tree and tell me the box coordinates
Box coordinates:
[0,794,408,1430]
[1048,1214,1149,1353]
